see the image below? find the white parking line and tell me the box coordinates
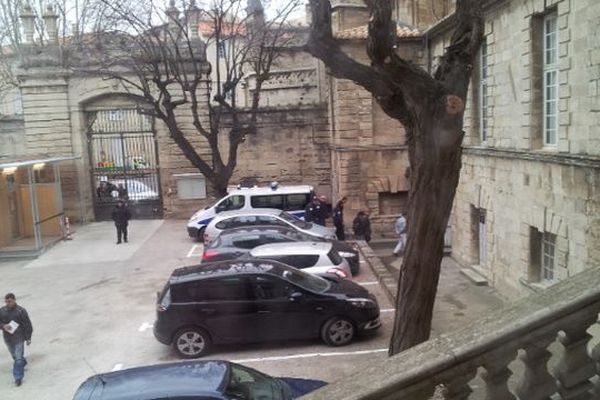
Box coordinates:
[232,348,388,363]
[357,281,379,286]
[138,322,153,332]
[186,244,198,258]
[111,363,123,371]
[380,309,395,313]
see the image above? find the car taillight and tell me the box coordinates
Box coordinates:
[327,268,348,279]
[202,249,220,261]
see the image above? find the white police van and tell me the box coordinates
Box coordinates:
[187,183,314,240]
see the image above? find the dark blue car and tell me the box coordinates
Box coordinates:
[73,360,327,400]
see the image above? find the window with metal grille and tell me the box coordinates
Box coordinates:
[543,13,558,146]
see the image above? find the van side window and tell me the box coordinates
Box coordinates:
[251,195,284,209]
[217,195,245,212]
[285,193,311,210]
[171,278,249,302]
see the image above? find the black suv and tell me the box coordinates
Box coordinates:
[154,259,380,358]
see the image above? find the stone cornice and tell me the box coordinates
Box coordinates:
[330,144,408,152]
[463,146,600,169]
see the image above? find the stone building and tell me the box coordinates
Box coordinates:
[425,0,600,297]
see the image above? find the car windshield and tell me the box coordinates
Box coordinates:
[279,211,311,229]
[225,364,285,400]
[272,265,331,293]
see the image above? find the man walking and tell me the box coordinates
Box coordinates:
[1,293,33,386]
[393,213,407,256]
[111,200,132,244]
[332,196,347,240]
[352,210,372,242]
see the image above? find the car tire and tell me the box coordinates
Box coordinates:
[196,226,206,242]
[321,317,355,346]
[173,327,211,358]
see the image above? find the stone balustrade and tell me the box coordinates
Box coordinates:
[300,266,600,399]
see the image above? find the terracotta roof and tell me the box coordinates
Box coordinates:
[335,24,421,40]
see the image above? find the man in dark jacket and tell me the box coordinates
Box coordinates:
[352,210,372,242]
[304,196,323,224]
[111,200,132,244]
[1,293,33,386]
[332,196,348,240]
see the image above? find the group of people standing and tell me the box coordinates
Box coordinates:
[304,195,372,242]
[304,194,407,255]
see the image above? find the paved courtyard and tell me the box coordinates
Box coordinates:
[0,220,502,399]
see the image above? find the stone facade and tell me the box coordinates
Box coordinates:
[432,0,600,298]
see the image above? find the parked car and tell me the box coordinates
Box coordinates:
[202,226,360,275]
[187,183,314,240]
[202,209,337,244]
[154,259,380,358]
[247,242,352,279]
[73,360,327,400]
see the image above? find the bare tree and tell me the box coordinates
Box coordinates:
[305,0,483,354]
[0,0,116,91]
[81,0,300,196]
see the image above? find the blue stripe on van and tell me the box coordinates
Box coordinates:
[197,218,213,227]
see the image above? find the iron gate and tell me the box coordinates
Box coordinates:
[87,109,163,220]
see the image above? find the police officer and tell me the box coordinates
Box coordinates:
[332,196,348,240]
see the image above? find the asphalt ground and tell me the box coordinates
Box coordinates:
[0,220,503,399]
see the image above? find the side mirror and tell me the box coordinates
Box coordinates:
[289,292,303,302]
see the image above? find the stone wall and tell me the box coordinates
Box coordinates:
[0,116,25,158]
[163,105,330,219]
[429,0,600,298]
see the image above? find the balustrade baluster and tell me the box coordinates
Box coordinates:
[481,349,517,400]
[552,316,597,400]
[515,335,557,400]
[588,332,600,398]
[440,365,478,400]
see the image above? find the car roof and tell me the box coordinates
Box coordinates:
[227,184,313,195]
[218,226,298,237]
[74,360,229,400]
[250,241,332,256]
[170,259,289,284]
[212,208,284,220]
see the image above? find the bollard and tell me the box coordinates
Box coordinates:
[64,216,73,240]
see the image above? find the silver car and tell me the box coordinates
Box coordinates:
[248,241,352,279]
[203,209,337,244]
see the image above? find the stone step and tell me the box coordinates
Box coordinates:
[460,267,488,286]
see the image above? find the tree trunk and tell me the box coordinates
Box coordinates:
[390,100,465,355]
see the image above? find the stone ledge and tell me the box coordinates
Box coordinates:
[463,146,600,169]
[460,266,488,286]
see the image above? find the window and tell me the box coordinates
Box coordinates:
[251,195,284,209]
[328,248,343,265]
[232,235,262,249]
[479,37,489,143]
[251,276,291,300]
[378,191,408,215]
[529,228,556,282]
[171,277,249,302]
[175,174,206,200]
[217,41,226,58]
[285,193,311,211]
[543,13,558,146]
[541,232,556,281]
[216,195,245,212]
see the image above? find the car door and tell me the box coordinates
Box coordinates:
[248,274,320,340]
[186,277,257,344]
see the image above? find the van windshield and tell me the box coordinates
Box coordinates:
[279,211,311,229]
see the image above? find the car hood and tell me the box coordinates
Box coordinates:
[325,277,370,298]
[278,377,328,399]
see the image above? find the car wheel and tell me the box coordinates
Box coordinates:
[321,317,355,346]
[196,226,206,242]
[173,327,211,358]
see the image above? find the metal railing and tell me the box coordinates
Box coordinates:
[301,266,600,399]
